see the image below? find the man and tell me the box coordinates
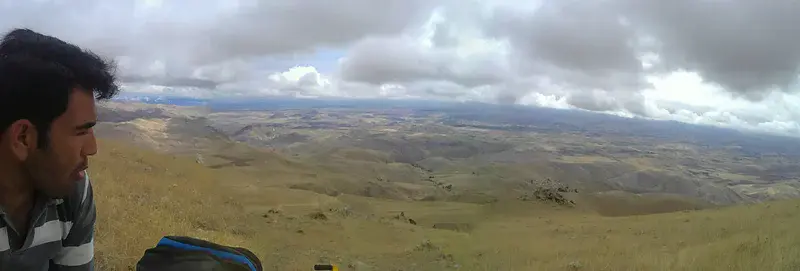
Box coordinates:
[0,28,120,270]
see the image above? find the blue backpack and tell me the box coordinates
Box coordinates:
[135,236,262,271]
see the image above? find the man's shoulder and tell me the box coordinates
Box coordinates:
[52,171,97,269]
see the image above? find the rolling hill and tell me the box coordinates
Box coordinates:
[92,138,800,270]
[89,99,800,270]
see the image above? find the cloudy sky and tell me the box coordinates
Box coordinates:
[2,0,800,136]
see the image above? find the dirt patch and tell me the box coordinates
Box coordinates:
[308,211,328,220]
[289,183,342,197]
[579,191,711,216]
[432,222,474,233]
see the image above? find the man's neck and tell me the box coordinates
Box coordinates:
[0,166,35,232]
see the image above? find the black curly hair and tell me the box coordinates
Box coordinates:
[0,28,120,148]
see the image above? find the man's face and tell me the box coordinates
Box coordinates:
[25,89,98,198]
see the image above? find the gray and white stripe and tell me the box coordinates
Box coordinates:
[0,171,96,271]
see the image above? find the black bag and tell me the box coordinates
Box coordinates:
[135,236,263,271]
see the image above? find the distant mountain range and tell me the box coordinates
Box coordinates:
[112,93,800,157]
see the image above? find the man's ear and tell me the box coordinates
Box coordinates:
[5,119,38,161]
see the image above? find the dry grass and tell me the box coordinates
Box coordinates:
[91,139,800,270]
[557,155,617,164]
[92,140,255,269]
[575,191,711,216]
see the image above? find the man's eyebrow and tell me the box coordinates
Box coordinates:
[75,121,97,130]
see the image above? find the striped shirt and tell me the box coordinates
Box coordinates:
[0,171,96,270]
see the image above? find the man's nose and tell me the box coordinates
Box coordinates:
[83,130,98,156]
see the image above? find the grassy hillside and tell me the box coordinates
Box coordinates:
[91,139,800,270]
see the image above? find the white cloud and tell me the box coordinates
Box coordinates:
[4,0,800,136]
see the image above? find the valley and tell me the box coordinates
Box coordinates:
[89,98,800,270]
[96,99,800,206]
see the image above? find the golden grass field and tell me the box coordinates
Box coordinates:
[91,139,800,270]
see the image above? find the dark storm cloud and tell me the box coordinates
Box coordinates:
[486,0,800,100]
[487,0,646,92]
[338,36,509,89]
[0,0,440,79]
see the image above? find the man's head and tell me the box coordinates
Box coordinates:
[0,28,120,198]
